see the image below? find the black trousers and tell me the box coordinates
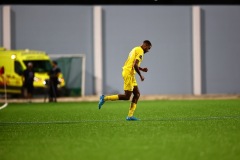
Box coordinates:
[48,81,58,102]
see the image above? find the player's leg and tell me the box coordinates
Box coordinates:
[104,71,133,101]
[127,85,140,116]
[132,85,140,104]
[103,89,132,101]
[126,77,140,121]
[98,71,133,109]
[118,90,132,100]
[98,90,132,110]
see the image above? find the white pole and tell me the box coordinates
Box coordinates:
[192,6,202,95]
[93,6,103,96]
[2,5,11,107]
[0,73,8,110]
[3,5,11,50]
[81,55,86,96]
[4,74,7,103]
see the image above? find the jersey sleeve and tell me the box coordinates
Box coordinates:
[135,47,143,62]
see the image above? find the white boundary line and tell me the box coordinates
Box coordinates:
[0,102,8,110]
[1,115,239,124]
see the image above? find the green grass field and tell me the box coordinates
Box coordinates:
[0,99,240,160]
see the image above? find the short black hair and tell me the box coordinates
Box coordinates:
[143,40,152,46]
[53,61,58,65]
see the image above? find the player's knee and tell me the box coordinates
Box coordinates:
[134,92,140,99]
[124,95,131,100]
[136,93,140,98]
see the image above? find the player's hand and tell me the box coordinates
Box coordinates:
[140,75,145,81]
[141,68,148,72]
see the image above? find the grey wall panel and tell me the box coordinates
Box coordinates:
[102,5,192,95]
[10,5,94,95]
[201,5,240,94]
[2,5,240,95]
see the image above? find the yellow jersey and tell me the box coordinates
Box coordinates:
[122,46,144,75]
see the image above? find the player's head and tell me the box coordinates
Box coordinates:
[141,40,152,53]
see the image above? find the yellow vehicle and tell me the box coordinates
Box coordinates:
[0,47,65,97]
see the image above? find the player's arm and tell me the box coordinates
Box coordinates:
[134,59,144,81]
[139,67,148,72]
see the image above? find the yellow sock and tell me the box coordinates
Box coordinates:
[104,95,119,101]
[128,102,137,117]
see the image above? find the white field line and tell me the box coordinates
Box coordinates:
[0,103,8,110]
[0,115,239,125]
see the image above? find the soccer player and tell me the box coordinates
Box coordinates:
[98,40,152,121]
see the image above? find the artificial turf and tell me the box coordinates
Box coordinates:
[0,99,240,160]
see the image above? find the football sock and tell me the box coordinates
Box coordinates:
[128,102,137,117]
[104,95,119,101]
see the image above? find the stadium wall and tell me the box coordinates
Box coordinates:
[0,5,240,95]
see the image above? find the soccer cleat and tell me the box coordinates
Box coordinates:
[126,116,139,121]
[98,95,105,109]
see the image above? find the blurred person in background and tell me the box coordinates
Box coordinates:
[22,62,35,102]
[48,61,61,102]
